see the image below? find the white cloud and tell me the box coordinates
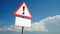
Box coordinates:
[24,22,48,32]
[0,26,8,31]
[0,15,60,32]
[41,15,60,24]
[8,25,22,32]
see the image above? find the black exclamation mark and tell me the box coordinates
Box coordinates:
[23,6,25,14]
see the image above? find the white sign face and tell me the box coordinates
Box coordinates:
[15,17,31,27]
[14,2,32,18]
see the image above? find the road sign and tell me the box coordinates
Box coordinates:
[14,2,32,18]
[15,17,31,27]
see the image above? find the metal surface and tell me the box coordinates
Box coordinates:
[22,27,24,34]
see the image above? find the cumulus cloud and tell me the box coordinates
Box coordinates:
[24,22,48,32]
[0,27,8,31]
[0,15,60,32]
[41,15,60,24]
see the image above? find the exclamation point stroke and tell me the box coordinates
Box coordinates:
[23,6,25,14]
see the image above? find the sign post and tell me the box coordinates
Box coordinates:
[22,27,24,34]
[22,6,25,34]
[13,2,32,34]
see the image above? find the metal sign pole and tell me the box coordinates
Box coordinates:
[22,27,24,34]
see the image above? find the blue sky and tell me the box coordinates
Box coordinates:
[0,0,60,34]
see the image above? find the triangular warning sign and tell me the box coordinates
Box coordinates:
[14,2,32,18]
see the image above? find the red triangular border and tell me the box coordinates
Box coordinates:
[13,2,32,18]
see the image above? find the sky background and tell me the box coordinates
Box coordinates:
[0,0,60,34]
